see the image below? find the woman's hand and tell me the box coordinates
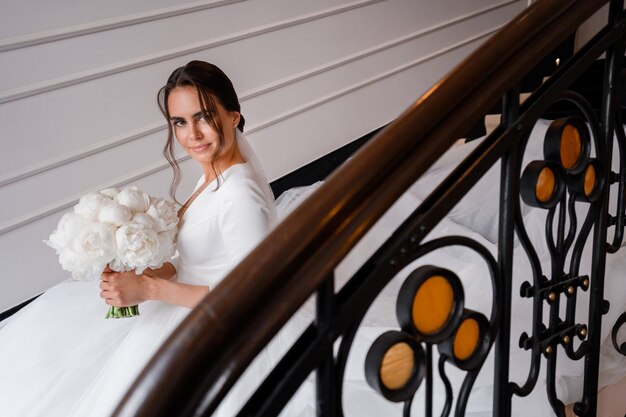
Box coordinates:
[100,264,207,309]
[100,267,154,307]
[142,262,177,281]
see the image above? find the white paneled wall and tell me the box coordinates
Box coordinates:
[0,0,527,310]
[575,4,609,51]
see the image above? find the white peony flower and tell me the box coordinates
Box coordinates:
[116,186,150,214]
[131,213,154,228]
[48,186,179,300]
[66,222,117,280]
[99,187,120,199]
[157,230,177,261]
[108,257,126,273]
[160,227,178,242]
[98,200,132,226]
[146,197,179,232]
[114,222,161,274]
[58,248,91,278]
[74,193,109,221]
[59,248,105,281]
[46,212,89,252]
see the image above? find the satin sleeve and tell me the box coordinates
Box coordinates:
[218,179,272,266]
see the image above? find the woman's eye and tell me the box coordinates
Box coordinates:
[173,120,186,127]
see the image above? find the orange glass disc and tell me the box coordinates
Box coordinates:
[536,167,556,203]
[560,125,582,169]
[412,276,454,334]
[453,318,480,361]
[584,164,596,196]
[380,342,414,390]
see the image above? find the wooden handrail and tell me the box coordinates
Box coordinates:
[113,1,611,416]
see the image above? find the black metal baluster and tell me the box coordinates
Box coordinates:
[494,88,520,417]
[316,276,336,417]
[577,1,624,415]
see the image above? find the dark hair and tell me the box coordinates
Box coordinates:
[157,60,245,202]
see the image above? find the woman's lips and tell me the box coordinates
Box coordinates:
[189,144,210,152]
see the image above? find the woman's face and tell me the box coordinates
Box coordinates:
[167,86,240,173]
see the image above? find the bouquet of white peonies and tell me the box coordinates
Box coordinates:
[46,186,178,318]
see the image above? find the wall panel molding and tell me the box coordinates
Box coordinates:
[0,122,165,188]
[0,24,501,237]
[243,0,518,100]
[0,0,385,104]
[0,155,190,236]
[0,0,515,188]
[247,26,500,133]
[0,0,247,53]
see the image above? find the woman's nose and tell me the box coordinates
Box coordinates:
[187,122,203,140]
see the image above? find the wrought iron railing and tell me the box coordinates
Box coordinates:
[113,0,626,416]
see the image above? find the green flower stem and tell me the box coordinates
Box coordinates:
[105,305,140,319]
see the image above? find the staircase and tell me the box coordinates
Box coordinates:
[112,1,626,416]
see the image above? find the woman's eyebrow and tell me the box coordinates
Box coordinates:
[169,111,204,122]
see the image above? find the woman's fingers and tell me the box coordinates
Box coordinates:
[100,280,121,305]
[99,272,145,306]
[100,272,122,283]
[100,288,125,306]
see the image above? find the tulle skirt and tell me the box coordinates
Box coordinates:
[0,278,189,417]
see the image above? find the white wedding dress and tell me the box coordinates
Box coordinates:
[0,162,276,417]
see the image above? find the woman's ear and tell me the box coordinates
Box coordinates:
[232,111,241,128]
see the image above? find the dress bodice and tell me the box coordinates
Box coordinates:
[174,163,276,289]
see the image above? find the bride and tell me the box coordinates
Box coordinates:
[0,60,276,417]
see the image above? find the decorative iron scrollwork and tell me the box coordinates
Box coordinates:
[520,116,605,210]
[513,98,606,416]
[611,312,626,356]
[365,330,425,403]
[607,101,626,252]
[363,237,499,417]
